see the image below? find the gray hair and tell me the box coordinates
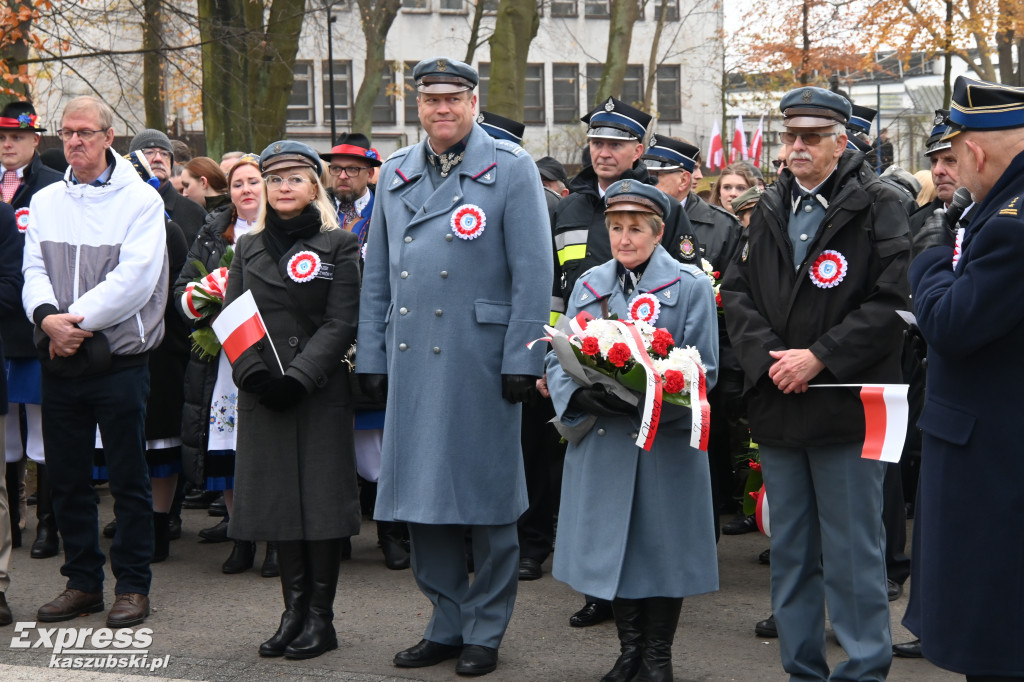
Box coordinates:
[62,96,114,131]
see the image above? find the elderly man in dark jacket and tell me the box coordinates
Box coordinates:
[721,87,910,681]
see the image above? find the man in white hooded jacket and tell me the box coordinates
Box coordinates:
[22,96,167,629]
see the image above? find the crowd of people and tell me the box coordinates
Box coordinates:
[0,57,1021,682]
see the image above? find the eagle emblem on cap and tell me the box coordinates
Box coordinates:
[273,143,283,153]
[650,135,658,146]
[437,59,448,72]
[801,90,813,103]
[604,98,615,112]
[476,113,484,123]
[620,180,632,192]
[933,111,947,126]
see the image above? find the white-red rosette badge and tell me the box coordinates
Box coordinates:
[14,208,29,233]
[451,204,486,240]
[809,250,848,289]
[628,293,661,324]
[287,250,322,283]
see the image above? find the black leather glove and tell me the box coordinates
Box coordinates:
[259,375,307,412]
[501,374,539,404]
[359,373,388,404]
[569,384,636,418]
[912,209,956,259]
[239,369,272,394]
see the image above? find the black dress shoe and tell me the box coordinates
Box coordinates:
[456,645,498,676]
[222,540,255,574]
[0,592,12,627]
[518,557,542,581]
[887,578,903,601]
[758,548,771,564]
[393,639,461,668]
[182,489,219,510]
[260,543,279,578]
[722,514,758,535]
[569,601,613,627]
[198,519,230,543]
[102,519,117,538]
[754,614,777,638]
[207,496,227,517]
[893,638,922,658]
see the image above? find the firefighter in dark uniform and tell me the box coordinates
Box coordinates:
[551,97,700,326]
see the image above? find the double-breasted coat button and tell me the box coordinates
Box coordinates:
[433,347,441,354]
[288,336,299,347]
[440,271,448,278]
[597,428,606,436]
[400,271,409,279]
[315,376,327,387]
[399,343,408,351]
[445,234,454,242]
[399,307,408,315]
[404,236,413,243]
[435,309,443,316]
[256,341,265,351]
[629,431,639,439]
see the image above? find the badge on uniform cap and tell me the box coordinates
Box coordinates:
[286,251,322,283]
[14,207,29,233]
[628,293,661,325]
[604,98,615,112]
[802,90,813,103]
[451,204,486,240]
[933,111,946,127]
[650,135,658,146]
[437,59,448,72]
[809,249,847,288]
[680,237,695,257]
[273,143,283,153]
[476,113,485,123]
[620,180,632,192]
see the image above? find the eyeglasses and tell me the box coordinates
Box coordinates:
[329,165,369,177]
[772,159,787,170]
[265,174,311,189]
[57,129,106,141]
[777,131,840,146]
[141,147,172,160]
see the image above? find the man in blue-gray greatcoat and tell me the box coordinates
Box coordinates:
[355,57,552,677]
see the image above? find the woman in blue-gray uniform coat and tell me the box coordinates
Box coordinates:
[545,181,719,682]
[356,58,552,676]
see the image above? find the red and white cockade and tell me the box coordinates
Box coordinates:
[286,251,322,283]
[627,293,661,325]
[14,207,29,233]
[450,204,486,240]
[809,249,848,289]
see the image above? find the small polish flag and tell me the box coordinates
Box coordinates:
[748,115,764,165]
[859,384,910,463]
[212,290,283,373]
[707,119,724,172]
[729,114,747,164]
[754,485,770,537]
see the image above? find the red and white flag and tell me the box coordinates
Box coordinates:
[729,114,747,164]
[810,383,910,462]
[859,384,910,462]
[748,115,764,164]
[754,485,770,537]
[707,119,724,172]
[211,290,283,373]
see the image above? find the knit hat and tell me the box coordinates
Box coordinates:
[128,129,174,160]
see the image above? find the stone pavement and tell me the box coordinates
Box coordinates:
[0,494,956,681]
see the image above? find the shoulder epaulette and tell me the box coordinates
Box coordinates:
[998,195,1020,217]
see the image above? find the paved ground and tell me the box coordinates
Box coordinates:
[0,493,956,681]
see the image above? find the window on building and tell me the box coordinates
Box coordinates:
[651,0,679,21]
[550,0,577,16]
[584,0,608,17]
[478,62,491,108]
[482,0,499,12]
[403,61,419,125]
[656,64,680,122]
[524,63,544,124]
[402,0,428,10]
[373,69,397,126]
[322,60,353,124]
[552,63,579,123]
[288,60,314,124]
[440,0,464,10]
[586,63,643,109]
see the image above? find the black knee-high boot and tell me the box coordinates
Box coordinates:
[633,597,683,682]
[284,538,342,659]
[152,512,170,563]
[259,541,308,657]
[31,463,59,559]
[5,461,21,548]
[601,597,645,682]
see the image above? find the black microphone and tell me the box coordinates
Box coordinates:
[945,187,972,230]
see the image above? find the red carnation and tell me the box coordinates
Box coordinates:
[580,336,600,356]
[715,292,722,307]
[608,342,631,368]
[663,369,685,394]
[712,271,721,280]
[651,328,674,356]
[748,459,762,471]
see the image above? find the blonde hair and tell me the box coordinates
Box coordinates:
[605,210,665,238]
[251,166,340,234]
[914,169,936,206]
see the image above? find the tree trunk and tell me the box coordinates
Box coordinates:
[487,0,539,120]
[464,0,488,64]
[352,0,401,137]
[1,0,34,103]
[799,0,810,85]
[142,0,165,131]
[595,0,636,106]
[643,0,670,113]
[197,0,305,159]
